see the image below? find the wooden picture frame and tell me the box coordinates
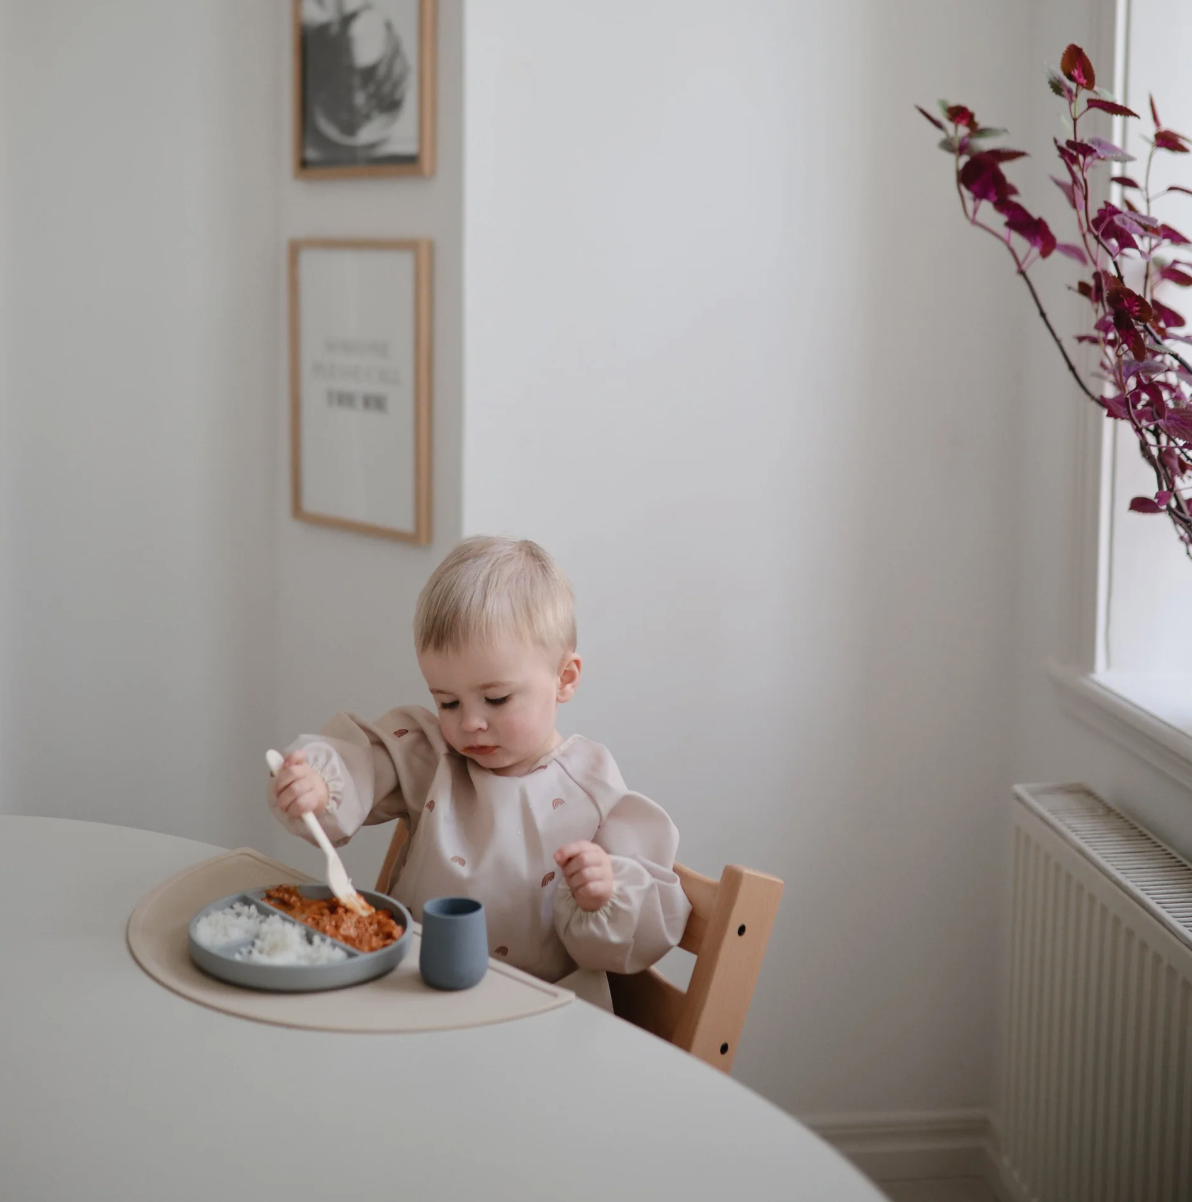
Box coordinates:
[288,238,432,545]
[293,0,437,179]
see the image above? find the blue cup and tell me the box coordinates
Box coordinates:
[419,897,489,990]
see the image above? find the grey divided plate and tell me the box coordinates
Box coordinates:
[188,886,412,993]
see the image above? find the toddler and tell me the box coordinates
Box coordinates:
[269,536,691,993]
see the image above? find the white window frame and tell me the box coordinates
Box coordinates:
[1048,0,1192,791]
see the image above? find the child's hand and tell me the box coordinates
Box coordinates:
[273,750,329,818]
[554,841,614,912]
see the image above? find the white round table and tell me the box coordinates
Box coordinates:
[0,817,885,1201]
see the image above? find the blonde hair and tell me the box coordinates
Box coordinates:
[414,537,576,658]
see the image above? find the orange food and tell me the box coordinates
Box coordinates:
[263,885,403,953]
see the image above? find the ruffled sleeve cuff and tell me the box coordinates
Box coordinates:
[554,855,691,975]
[297,740,346,814]
[266,737,370,847]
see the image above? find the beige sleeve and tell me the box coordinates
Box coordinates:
[553,786,692,975]
[267,705,444,848]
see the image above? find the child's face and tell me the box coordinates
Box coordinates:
[418,638,581,776]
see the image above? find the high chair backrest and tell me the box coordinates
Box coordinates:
[607,862,783,1073]
[376,820,782,1073]
[375,815,412,895]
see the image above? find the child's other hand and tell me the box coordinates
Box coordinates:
[273,750,329,818]
[554,841,614,912]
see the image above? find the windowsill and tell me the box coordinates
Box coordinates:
[1046,659,1192,793]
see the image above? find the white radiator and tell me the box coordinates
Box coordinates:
[1004,784,1192,1202]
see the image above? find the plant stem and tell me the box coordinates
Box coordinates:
[1144,142,1158,298]
[937,77,1192,559]
[1143,327,1192,376]
[1016,268,1103,404]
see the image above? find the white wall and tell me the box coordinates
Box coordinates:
[1008,0,1192,863]
[0,1,463,880]
[0,0,11,813]
[9,0,1174,1136]
[258,0,466,886]
[1,2,280,846]
[994,0,1192,1135]
[463,0,1034,1118]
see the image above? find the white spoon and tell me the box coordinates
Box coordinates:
[266,749,370,916]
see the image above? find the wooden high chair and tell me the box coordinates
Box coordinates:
[608,862,783,1073]
[375,819,782,1074]
[375,815,412,894]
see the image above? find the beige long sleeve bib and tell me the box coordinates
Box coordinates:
[268,706,691,983]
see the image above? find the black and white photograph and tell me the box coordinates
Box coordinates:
[293,0,436,178]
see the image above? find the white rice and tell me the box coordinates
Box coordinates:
[194,902,348,966]
[193,901,264,947]
[235,915,348,966]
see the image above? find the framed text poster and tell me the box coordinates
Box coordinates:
[289,238,432,544]
[293,0,437,179]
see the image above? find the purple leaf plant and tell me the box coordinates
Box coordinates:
[920,44,1192,554]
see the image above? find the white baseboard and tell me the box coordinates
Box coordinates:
[805,1110,1024,1201]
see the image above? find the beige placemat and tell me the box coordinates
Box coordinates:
[127,847,572,1032]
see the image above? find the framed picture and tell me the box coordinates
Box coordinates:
[289,238,433,544]
[293,0,436,178]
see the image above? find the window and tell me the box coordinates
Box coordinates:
[1098,0,1192,702]
[1054,0,1192,782]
